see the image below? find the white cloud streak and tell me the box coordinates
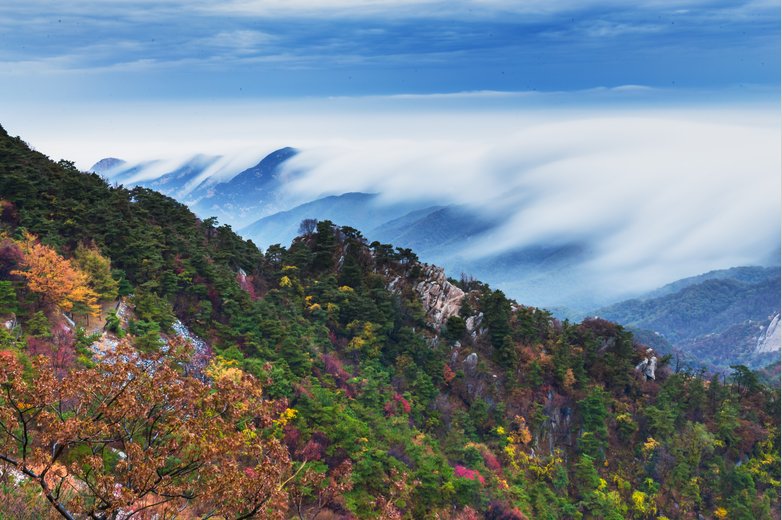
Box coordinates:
[2,93,778,297]
[277,106,780,294]
[204,0,776,19]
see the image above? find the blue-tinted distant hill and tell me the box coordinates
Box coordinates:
[370,205,499,258]
[92,147,299,228]
[641,266,780,299]
[594,267,781,371]
[192,147,298,227]
[92,155,220,202]
[241,193,429,248]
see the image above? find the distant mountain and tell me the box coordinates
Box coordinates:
[241,193,427,247]
[370,205,499,259]
[642,266,780,299]
[91,157,126,174]
[191,147,298,227]
[147,155,222,200]
[92,149,779,319]
[595,268,781,370]
[92,147,299,228]
[90,155,221,201]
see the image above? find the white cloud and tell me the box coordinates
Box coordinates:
[204,0,777,20]
[198,30,277,55]
[276,106,780,294]
[2,93,778,298]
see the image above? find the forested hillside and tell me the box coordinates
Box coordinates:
[596,271,780,371]
[0,125,778,520]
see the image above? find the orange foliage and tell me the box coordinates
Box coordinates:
[11,233,99,316]
[562,368,576,392]
[0,343,293,519]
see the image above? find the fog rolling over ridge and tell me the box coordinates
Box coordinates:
[96,109,780,313]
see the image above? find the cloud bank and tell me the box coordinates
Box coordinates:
[3,93,778,300]
[279,106,780,294]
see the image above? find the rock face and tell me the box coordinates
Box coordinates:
[463,352,478,372]
[414,265,465,328]
[756,313,781,354]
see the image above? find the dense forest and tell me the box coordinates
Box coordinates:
[0,124,778,519]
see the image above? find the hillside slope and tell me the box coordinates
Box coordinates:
[596,272,780,370]
[1,125,779,520]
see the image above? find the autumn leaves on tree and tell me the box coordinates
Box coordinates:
[0,342,293,519]
[10,232,102,317]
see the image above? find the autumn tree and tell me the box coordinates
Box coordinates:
[74,243,119,301]
[11,233,98,316]
[0,341,294,519]
[288,459,353,519]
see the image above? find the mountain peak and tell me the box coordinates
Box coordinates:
[90,157,126,174]
[227,146,298,186]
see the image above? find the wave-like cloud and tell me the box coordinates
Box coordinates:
[5,92,779,298]
[280,107,780,293]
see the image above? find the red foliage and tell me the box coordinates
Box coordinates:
[323,353,351,386]
[577,317,620,338]
[486,501,528,520]
[455,507,481,520]
[454,465,485,485]
[236,271,258,300]
[294,383,314,399]
[26,322,76,378]
[0,200,18,225]
[443,363,456,384]
[172,254,185,275]
[297,431,330,461]
[736,419,768,454]
[384,393,412,416]
[0,238,23,278]
[283,426,301,453]
[207,285,220,305]
[482,449,502,473]
[395,393,411,414]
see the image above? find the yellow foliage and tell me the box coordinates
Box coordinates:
[242,428,258,443]
[631,490,657,516]
[281,265,298,272]
[308,303,322,312]
[274,407,298,427]
[279,275,293,288]
[338,285,354,293]
[495,426,506,436]
[714,507,728,519]
[642,437,659,458]
[205,356,244,383]
[346,321,379,356]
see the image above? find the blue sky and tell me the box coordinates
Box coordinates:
[0,0,779,297]
[0,0,779,101]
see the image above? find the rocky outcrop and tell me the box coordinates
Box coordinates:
[414,265,465,329]
[463,352,478,372]
[756,313,781,354]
